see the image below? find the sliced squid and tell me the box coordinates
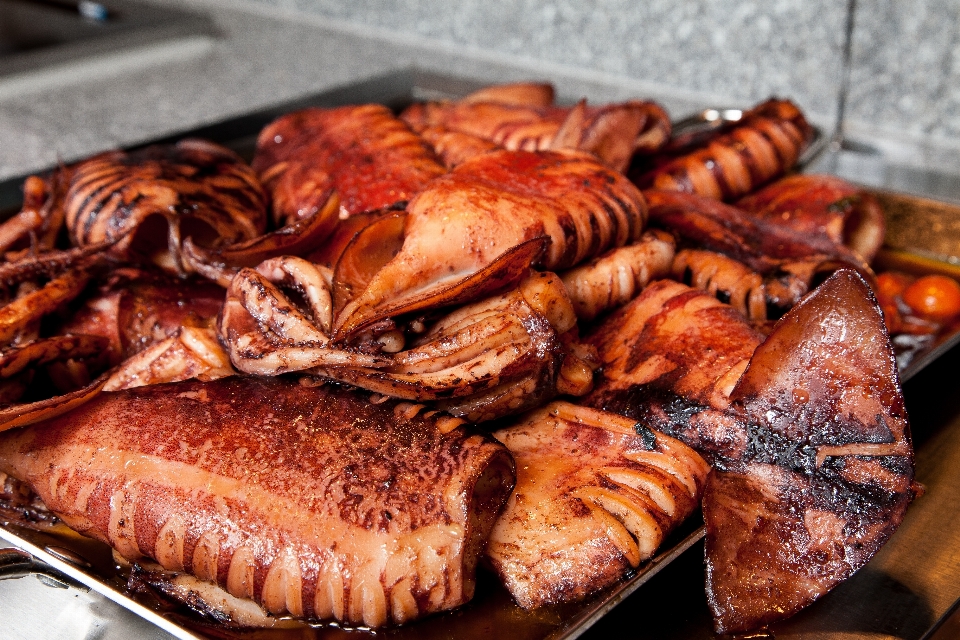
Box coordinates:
[559,229,676,321]
[486,401,709,608]
[634,98,814,200]
[671,249,768,322]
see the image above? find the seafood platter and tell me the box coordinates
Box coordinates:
[1,68,960,639]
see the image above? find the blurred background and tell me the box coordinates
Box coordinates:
[2,0,959,194]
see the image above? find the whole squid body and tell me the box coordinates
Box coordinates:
[583,270,921,633]
[0,376,516,628]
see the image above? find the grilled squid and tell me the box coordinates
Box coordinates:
[0,376,516,628]
[559,229,676,321]
[671,249,767,322]
[335,149,648,337]
[635,98,814,200]
[252,105,446,224]
[402,82,671,172]
[63,140,268,275]
[736,173,886,262]
[704,270,919,634]
[583,279,764,462]
[583,268,918,633]
[219,258,593,422]
[645,189,874,314]
[486,401,709,609]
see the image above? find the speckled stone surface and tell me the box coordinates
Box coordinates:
[845,0,960,168]
[0,0,848,183]
[247,0,849,118]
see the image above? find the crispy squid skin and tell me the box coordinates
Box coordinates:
[252,105,446,222]
[486,402,709,609]
[336,149,647,336]
[705,269,919,634]
[582,280,763,462]
[63,140,267,274]
[0,376,516,628]
[636,98,813,200]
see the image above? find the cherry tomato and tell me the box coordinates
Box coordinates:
[902,275,960,322]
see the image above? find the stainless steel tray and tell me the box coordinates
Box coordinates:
[1,68,959,640]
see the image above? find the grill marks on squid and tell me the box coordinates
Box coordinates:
[636,99,814,201]
[62,140,268,273]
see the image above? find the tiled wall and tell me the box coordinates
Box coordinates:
[219,0,960,166]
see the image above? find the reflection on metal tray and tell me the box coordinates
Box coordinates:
[0,67,959,640]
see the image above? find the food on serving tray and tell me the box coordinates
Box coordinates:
[631,98,815,200]
[585,269,920,632]
[333,149,648,338]
[0,376,516,628]
[645,189,873,320]
[702,270,918,633]
[252,104,446,224]
[62,139,268,275]
[487,401,709,608]
[401,81,671,172]
[0,82,924,635]
[219,262,594,421]
[736,173,886,263]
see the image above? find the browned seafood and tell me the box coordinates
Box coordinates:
[486,401,709,608]
[0,170,70,257]
[0,335,109,407]
[671,249,767,321]
[0,376,516,628]
[559,229,676,321]
[583,268,918,633]
[335,149,647,337]
[736,173,886,262]
[417,126,501,168]
[645,189,873,314]
[219,259,591,422]
[63,139,267,275]
[704,270,919,633]
[252,105,446,224]
[100,327,233,392]
[583,279,763,462]
[402,82,671,172]
[634,99,814,200]
[58,268,225,365]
